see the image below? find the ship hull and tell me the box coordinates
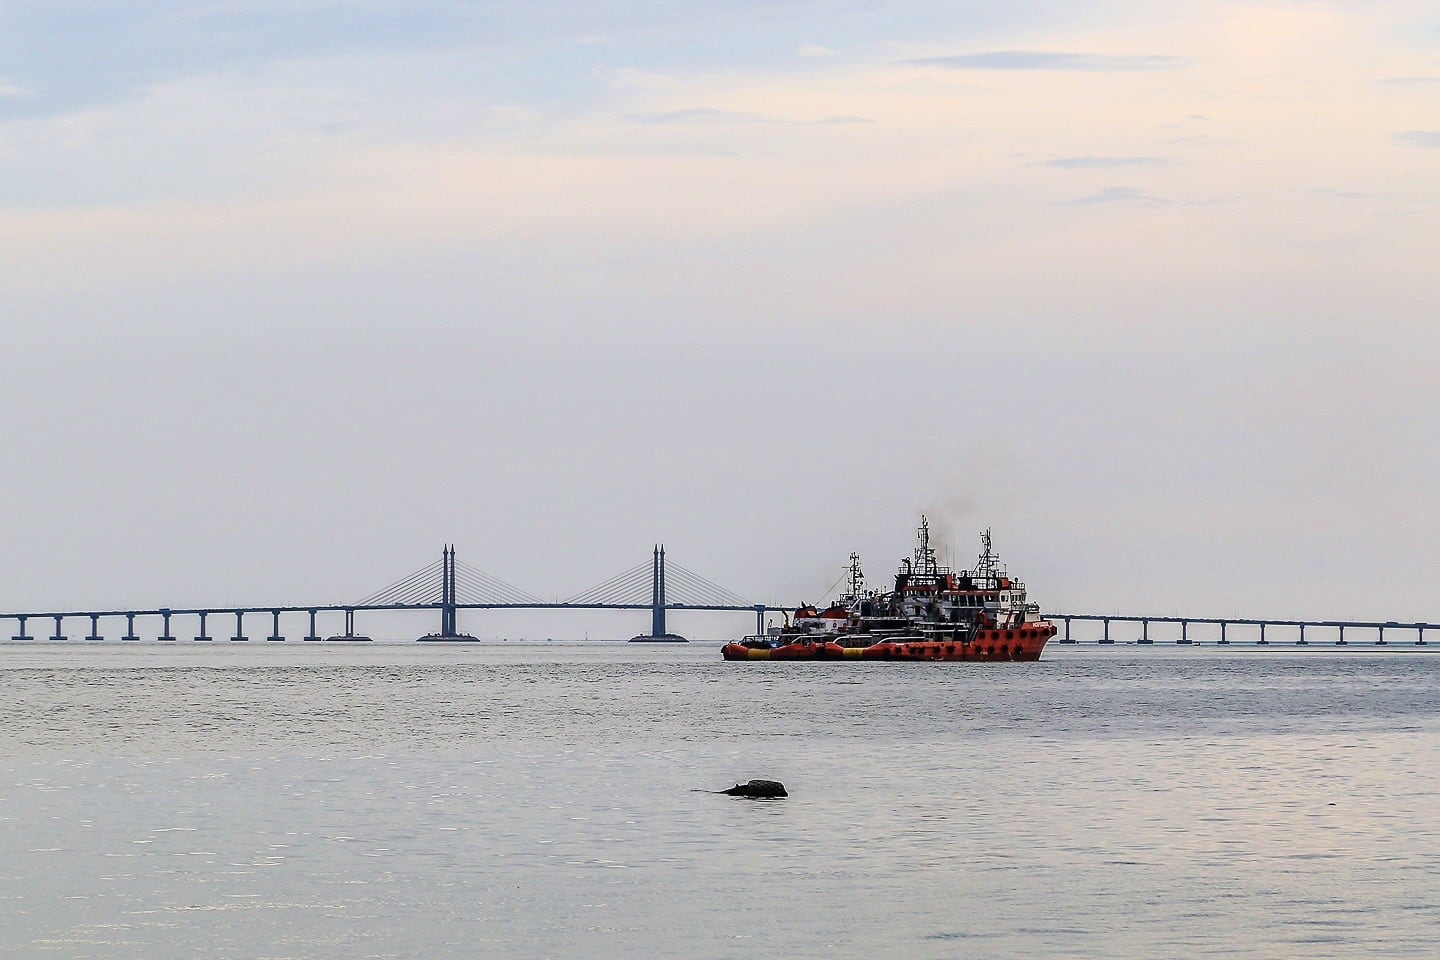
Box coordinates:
[722,624,1055,662]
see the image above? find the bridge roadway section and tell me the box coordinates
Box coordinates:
[1,602,776,643]
[1,545,779,641]
[3,606,1434,645]
[1049,614,1432,646]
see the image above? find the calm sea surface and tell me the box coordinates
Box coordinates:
[2,642,1437,959]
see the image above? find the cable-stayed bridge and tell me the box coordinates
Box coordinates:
[4,544,1436,646]
[1,545,773,642]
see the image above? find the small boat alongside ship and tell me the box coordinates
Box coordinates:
[722,519,1056,662]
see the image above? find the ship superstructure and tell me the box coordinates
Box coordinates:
[723,518,1056,661]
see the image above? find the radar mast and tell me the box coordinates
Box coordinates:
[913,515,940,578]
[974,528,1000,583]
[844,552,867,600]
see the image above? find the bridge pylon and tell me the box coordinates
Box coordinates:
[631,545,687,643]
[418,545,479,642]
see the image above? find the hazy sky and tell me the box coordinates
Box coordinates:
[2,1,1437,637]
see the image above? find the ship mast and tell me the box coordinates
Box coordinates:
[845,552,866,599]
[914,515,940,578]
[974,527,999,584]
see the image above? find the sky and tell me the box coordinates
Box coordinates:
[1,1,1437,638]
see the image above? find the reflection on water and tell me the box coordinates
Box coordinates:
[2,644,1437,958]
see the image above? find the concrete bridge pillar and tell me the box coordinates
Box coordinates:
[1336,624,1347,645]
[86,614,103,642]
[268,610,284,642]
[50,615,67,642]
[305,609,321,642]
[12,615,32,642]
[122,612,140,642]
[1218,621,1228,645]
[159,610,176,641]
[1140,619,1151,644]
[1100,618,1112,644]
[195,612,212,642]
[651,546,668,638]
[1297,623,1308,645]
[1258,622,1267,645]
[231,611,249,642]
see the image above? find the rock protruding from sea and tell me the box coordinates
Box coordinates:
[720,779,788,799]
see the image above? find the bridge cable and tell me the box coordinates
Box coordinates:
[563,561,654,605]
[357,562,446,606]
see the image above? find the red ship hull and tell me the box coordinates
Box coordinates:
[722,623,1055,662]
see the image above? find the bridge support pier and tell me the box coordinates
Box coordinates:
[1419,625,1427,646]
[159,610,175,641]
[12,615,32,642]
[1337,624,1347,646]
[1258,622,1267,645]
[1218,621,1228,645]
[416,545,476,641]
[268,610,284,642]
[195,612,212,642]
[651,546,668,638]
[625,545,686,642]
[231,611,248,642]
[86,614,103,642]
[1297,623,1307,645]
[305,609,321,642]
[754,605,765,636]
[1060,618,1074,644]
[1140,619,1151,644]
[122,612,140,642]
[51,615,67,642]
[1376,625,1387,646]
[1100,618,1112,644]
[1181,620,1188,644]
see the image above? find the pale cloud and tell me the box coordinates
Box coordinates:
[1043,156,1171,169]
[625,107,873,125]
[905,51,1185,71]
[797,43,836,57]
[627,107,768,125]
[599,67,682,90]
[1057,185,1169,205]
[1391,130,1440,147]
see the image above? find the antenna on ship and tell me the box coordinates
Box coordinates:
[914,515,939,578]
[845,552,866,600]
[975,527,999,582]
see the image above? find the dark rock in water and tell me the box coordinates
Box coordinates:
[721,779,788,799]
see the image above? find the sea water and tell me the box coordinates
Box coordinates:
[1,642,1437,959]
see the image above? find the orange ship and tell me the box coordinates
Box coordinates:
[722,520,1056,662]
